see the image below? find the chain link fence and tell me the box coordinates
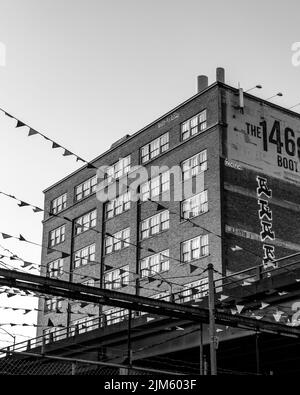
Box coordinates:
[0,352,181,375]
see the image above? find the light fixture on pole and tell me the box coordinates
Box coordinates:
[266,92,283,101]
[0,327,16,349]
[245,85,262,93]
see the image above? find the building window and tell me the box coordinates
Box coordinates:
[140,250,169,278]
[50,193,67,214]
[179,278,209,303]
[75,210,97,235]
[181,235,209,263]
[105,308,128,325]
[141,133,169,163]
[141,211,169,240]
[182,150,207,181]
[181,191,208,219]
[74,244,96,269]
[45,298,62,313]
[82,279,95,287]
[104,265,129,290]
[46,259,64,278]
[70,316,96,336]
[181,110,207,141]
[140,171,170,201]
[75,176,97,202]
[105,156,131,184]
[49,225,65,247]
[152,291,171,301]
[105,191,131,219]
[104,228,130,255]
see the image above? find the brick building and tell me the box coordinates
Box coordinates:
[36,66,300,368]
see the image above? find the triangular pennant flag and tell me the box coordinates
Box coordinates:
[33,207,43,213]
[216,329,223,333]
[47,318,54,327]
[231,309,238,315]
[156,203,166,211]
[5,112,14,118]
[119,269,126,275]
[28,128,38,136]
[10,324,17,327]
[1,233,12,239]
[242,281,251,287]
[63,149,73,157]
[19,234,26,242]
[80,303,89,308]
[21,261,33,268]
[22,323,30,327]
[105,232,113,237]
[104,265,113,271]
[7,293,16,298]
[236,305,244,314]
[147,248,156,253]
[148,277,156,284]
[219,295,230,302]
[52,142,61,149]
[189,264,198,274]
[61,252,70,258]
[191,287,200,295]
[76,157,85,163]
[273,311,283,322]
[16,120,26,128]
[260,302,270,310]
[9,255,18,261]
[231,245,243,252]
[23,309,31,315]
[18,201,30,207]
[86,163,97,169]
[146,317,155,322]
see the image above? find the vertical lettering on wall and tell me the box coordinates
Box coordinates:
[256,176,276,269]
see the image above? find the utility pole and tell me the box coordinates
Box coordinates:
[199,323,204,375]
[207,263,217,375]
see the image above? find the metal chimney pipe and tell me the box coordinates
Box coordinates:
[216,67,225,83]
[197,75,208,93]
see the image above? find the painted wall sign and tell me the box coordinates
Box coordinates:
[226,93,300,185]
[157,112,179,128]
[256,175,276,269]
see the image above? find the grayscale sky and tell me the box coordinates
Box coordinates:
[0,0,299,347]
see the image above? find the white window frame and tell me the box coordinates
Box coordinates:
[49,225,65,247]
[140,250,169,278]
[75,210,97,235]
[46,258,64,278]
[141,133,169,163]
[181,235,209,263]
[181,110,207,141]
[104,265,129,290]
[105,191,131,219]
[70,316,96,336]
[140,211,169,240]
[75,176,97,202]
[105,156,131,184]
[182,150,207,181]
[50,193,67,214]
[73,244,96,269]
[140,171,170,201]
[105,308,128,325]
[181,191,208,219]
[104,228,130,255]
[45,297,62,313]
[179,278,209,303]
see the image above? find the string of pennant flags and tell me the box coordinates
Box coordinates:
[0,107,97,169]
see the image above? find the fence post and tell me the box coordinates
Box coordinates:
[71,362,77,375]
